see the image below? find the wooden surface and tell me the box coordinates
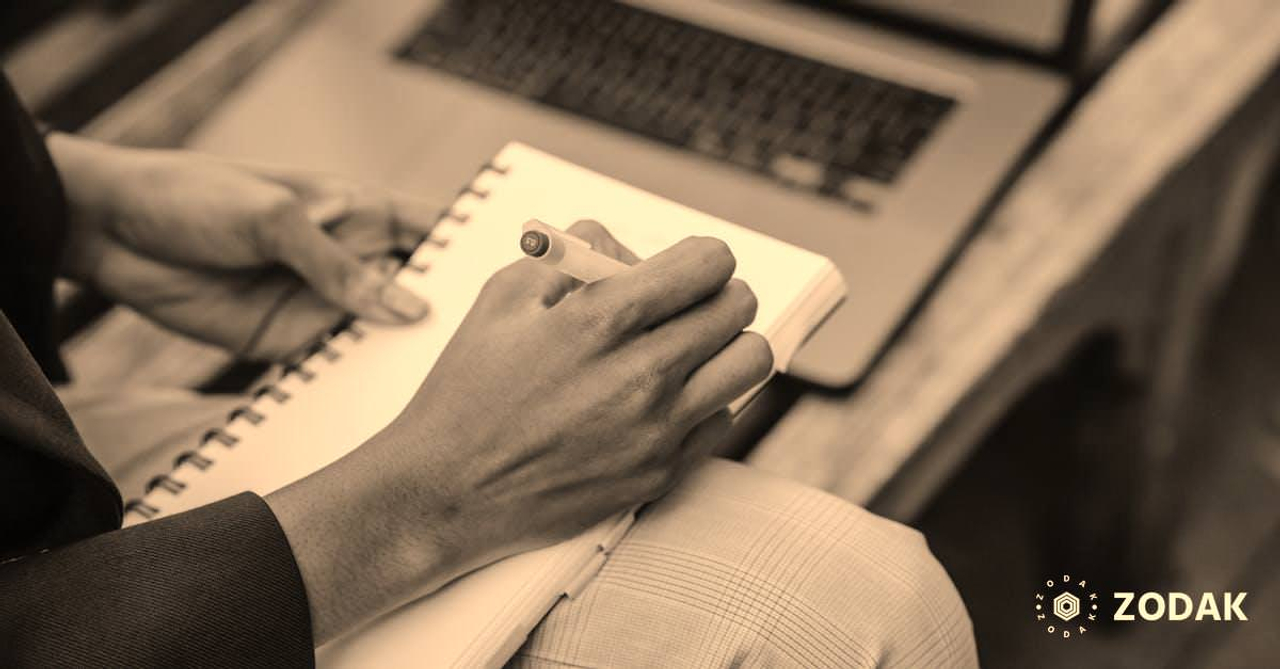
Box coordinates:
[747,0,1280,520]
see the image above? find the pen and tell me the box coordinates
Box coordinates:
[519,219,630,282]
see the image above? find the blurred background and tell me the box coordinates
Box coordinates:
[4,1,1278,666]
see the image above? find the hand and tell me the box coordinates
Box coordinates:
[268,221,774,643]
[49,134,440,360]
[382,220,774,560]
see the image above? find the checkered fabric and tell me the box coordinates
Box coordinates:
[511,459,978,668]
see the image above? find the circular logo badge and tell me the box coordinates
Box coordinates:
[1035,574,1098,638]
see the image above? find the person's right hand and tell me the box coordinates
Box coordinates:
[267,220,773,644]
[379,219,773,565]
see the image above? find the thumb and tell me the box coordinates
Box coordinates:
[265,198,428,324]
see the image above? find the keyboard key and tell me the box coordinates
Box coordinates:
[770,154,826,188]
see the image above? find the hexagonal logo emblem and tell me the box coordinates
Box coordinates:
[1053,592,1081,622]
[1035,574,1099,639]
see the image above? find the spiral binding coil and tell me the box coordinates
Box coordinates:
[122,161,507,522]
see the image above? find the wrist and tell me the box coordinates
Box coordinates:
[352,423,475,577]
[265,428,465,644]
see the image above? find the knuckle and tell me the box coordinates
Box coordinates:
[629,365,666,399]
[617,362,671,410]
[567,302,615,339]
[559,295,600,325]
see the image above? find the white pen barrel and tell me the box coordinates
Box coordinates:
[553,242,629,282]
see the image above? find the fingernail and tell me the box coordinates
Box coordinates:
[380,281,429,321]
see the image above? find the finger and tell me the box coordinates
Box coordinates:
[239,258,402,360]
[88,239,262,351]
[676,331,774,423]
[263,203,428,324]
[587,236,736,333]
[310,189,424,257]
[243,162,442,254]
[478,258,573,311]
[88,237,348,360]
[325,186,442,253]
[569,219,641,265]
[633,278,758,376]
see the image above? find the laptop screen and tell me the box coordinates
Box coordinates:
[850,0,1074,52]
[809,0,1088,58]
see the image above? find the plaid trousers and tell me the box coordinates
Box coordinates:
[510,458,977,668]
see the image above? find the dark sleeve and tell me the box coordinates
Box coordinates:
[0,493,315,668]
[0,73,71,382]
[0,73,314,666]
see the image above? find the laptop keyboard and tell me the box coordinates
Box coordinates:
[396,0,957,207]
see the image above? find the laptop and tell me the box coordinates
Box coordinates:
[188,0,1082,386]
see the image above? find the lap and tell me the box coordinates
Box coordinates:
[512,459,977,669]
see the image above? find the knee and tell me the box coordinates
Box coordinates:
[658,461,978,666]
[518,461,978,668]
[824,513,978,667]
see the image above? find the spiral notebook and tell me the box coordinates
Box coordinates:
[123,142,846,667]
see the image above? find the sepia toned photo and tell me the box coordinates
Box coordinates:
[2,1,1277,666]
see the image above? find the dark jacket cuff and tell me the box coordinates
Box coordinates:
[1,492,314,668]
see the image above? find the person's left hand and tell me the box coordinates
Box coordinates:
[51,134,440,360]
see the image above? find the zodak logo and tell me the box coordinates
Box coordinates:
[1035,574,1249,639]
[1035,574,1098,638]
[1113,592,1248,622]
